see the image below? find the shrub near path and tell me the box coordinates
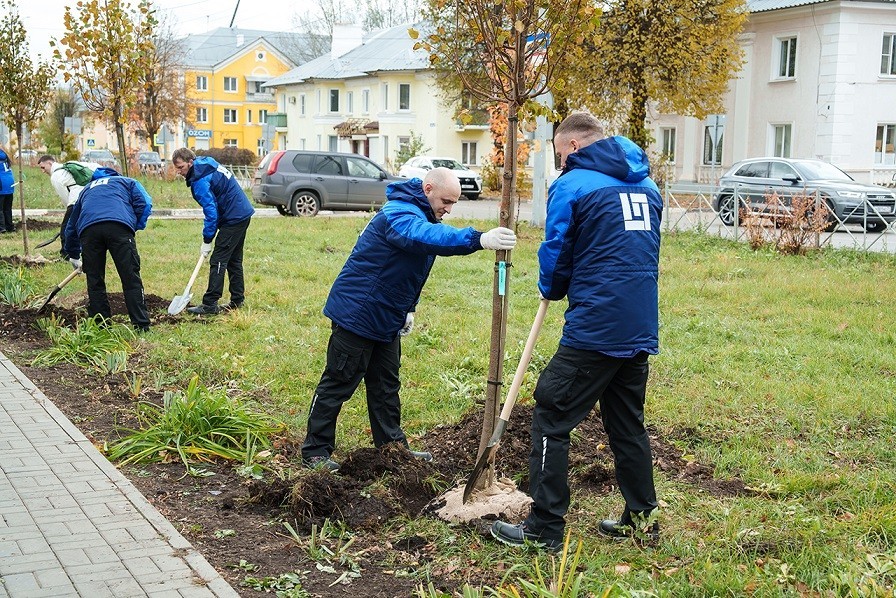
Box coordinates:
[1,219,896,596]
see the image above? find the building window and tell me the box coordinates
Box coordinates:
[196,107,207,123]
[875,124,896,164]
[462,141,478,165]
[247,110,252,123]
[383,136,389,159]
[299,94,306,116]
[362,89,370,114]
[772,124,792,158]
[259,109,268,124]
[777,36,797,79]
[347,91,353,114]
[398,136,410,152]
[223,109,238,123]
[382,83,389,111]
[257,139,266,157]
[329,89,340,112]
[660,127,676,163]
[196,75,207,91]
[703,124,724,165]
[224,139,238,148]
[224,76,238,92]
[882,34,896,76]
[399,83,410,110]
[328,135,338,152]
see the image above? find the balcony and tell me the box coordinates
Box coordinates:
[266,112,287,131]
[454,108,490,131]
[246,91,274,102]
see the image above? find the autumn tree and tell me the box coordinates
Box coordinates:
[53,0,155,176]
[565,0,747,148]
[415,0,600,497]
[0,0,56,256]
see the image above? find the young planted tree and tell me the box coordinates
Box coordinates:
[565,0,747,148]
[53,0,155,176]
[414,0,600,496]
[0,0,56,256]
[37,87,81,158]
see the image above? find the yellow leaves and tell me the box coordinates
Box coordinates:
[408,27,419,40]
[514,20,525,33]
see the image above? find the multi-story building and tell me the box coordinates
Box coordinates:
[263,23,492,172]
[651,0,896,185]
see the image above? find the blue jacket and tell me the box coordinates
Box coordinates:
[324,178,485,342]
[538,135,662,356]
[0,149,14,195]
[63,172,152,259]
[184,156,254,243]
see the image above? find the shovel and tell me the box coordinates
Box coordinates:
[37,267,82,313]
[35,231,61,249]
[167,254,206,315]
[463,298,550,503]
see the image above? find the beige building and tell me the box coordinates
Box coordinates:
[263,23,491,173]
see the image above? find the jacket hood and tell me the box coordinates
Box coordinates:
[565,135,650,183]
[0,149,9,162]
[92,166,120,180]
[187,156,219,183]
[386,178,435,220]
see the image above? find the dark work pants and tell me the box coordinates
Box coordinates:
[80,221,150,330]
[59,205,74,256]
[202,218,250,307]
[302,324,405,459]
[0,194,13,232]
[524,344,656,540]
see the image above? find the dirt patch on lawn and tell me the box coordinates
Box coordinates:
[0,292,753,596]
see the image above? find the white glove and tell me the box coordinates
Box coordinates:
[200,242,213,258]
[480,227,517,251]
[69,258,82,271]
[399,313,414,336]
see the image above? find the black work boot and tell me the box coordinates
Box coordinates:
[599,516,660,545]
[490,521,562,552]
[187,303,221,315]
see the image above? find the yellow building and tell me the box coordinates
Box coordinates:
[181,28,320,157]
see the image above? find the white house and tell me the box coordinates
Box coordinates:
[651,0,896,186]
[262,23,492,172]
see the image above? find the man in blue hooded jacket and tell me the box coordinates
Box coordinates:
[171,148,255,315]
[301,167,517,471]
[491,112,663,551]
[63,168,153,331]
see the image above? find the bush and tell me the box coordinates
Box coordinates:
[196,147,258,167]
[0,265,39,308]
[742,191,832,255]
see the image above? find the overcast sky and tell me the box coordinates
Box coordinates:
[17,0,311,62]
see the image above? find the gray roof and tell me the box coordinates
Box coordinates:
[182,27,326,69]
[264,22,428,88]
[747,0,828,11]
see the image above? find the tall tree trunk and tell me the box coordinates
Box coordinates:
[115,104,129,177]
[627,76,649,149]
[15,121,30,256]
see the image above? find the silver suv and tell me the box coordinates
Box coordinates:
[713,157,896,232]
[252,150,400,217]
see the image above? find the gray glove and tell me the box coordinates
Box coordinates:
[200,242,213,258]
[480,227,517,250]
[69,258,82,271]
[399,313,414,336]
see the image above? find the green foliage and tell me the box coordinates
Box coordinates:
[196,147,258,167]
[104,376,285,474]
[32,316,135,371]
[0,265,39,307]
[394,131,431,168]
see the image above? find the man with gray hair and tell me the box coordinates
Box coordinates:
[491,112,663,551]
[301,167,517,471]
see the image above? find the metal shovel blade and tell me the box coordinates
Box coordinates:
[37,268,82,314]
[462,419,507,503]
[167,292,192,315]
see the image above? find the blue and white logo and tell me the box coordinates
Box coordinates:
[619,193,651,231]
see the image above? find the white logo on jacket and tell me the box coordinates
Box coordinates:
[619,193,651,230]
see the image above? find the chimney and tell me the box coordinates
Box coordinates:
[236,34,244,47]
[331,23,363,59]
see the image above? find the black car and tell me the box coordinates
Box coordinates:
[252,150,400,217]
[713,157,896,232]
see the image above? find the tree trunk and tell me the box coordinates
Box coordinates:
[15,121,30,256]
[627,76,650,149]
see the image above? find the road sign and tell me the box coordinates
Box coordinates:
[86,138,95,147]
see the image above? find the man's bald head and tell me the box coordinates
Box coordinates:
[423,167,461,221]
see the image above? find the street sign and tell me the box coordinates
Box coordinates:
[86,138,95,147]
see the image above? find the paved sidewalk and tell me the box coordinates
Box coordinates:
[0,352,239,597]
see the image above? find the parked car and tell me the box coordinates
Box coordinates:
[136,151,164,173]
[14,149,38,161]
[252,150,400,217]
[81,149,120,170]
[398,156,483,200]
[713,157,896,232]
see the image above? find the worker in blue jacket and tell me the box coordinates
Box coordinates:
[171,148,254,315]
[0,147,15,233]
[63,168,153,331]
[301,167,517,471]
[491,112,663,552]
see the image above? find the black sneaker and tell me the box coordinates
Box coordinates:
[490,521,562,553]
[187,304,220,315]
[221,301,242,311]
[410,450,433,462]
[302,455,340,472]
[598,518,660,544]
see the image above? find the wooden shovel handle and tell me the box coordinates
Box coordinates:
[182,254,206,296]
[497,298,550,421]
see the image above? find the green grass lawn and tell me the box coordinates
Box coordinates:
[2,216,896,595]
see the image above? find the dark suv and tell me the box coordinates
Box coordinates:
[252,150,400,216]
[714,157,896,232]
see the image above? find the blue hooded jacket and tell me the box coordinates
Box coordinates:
[63,171,152,259]
[0,149,14,195]
[538,135,662,356]
[184,156,254,243]
[323,178,485,342]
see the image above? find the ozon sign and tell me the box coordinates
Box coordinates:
[187,130,211,139]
